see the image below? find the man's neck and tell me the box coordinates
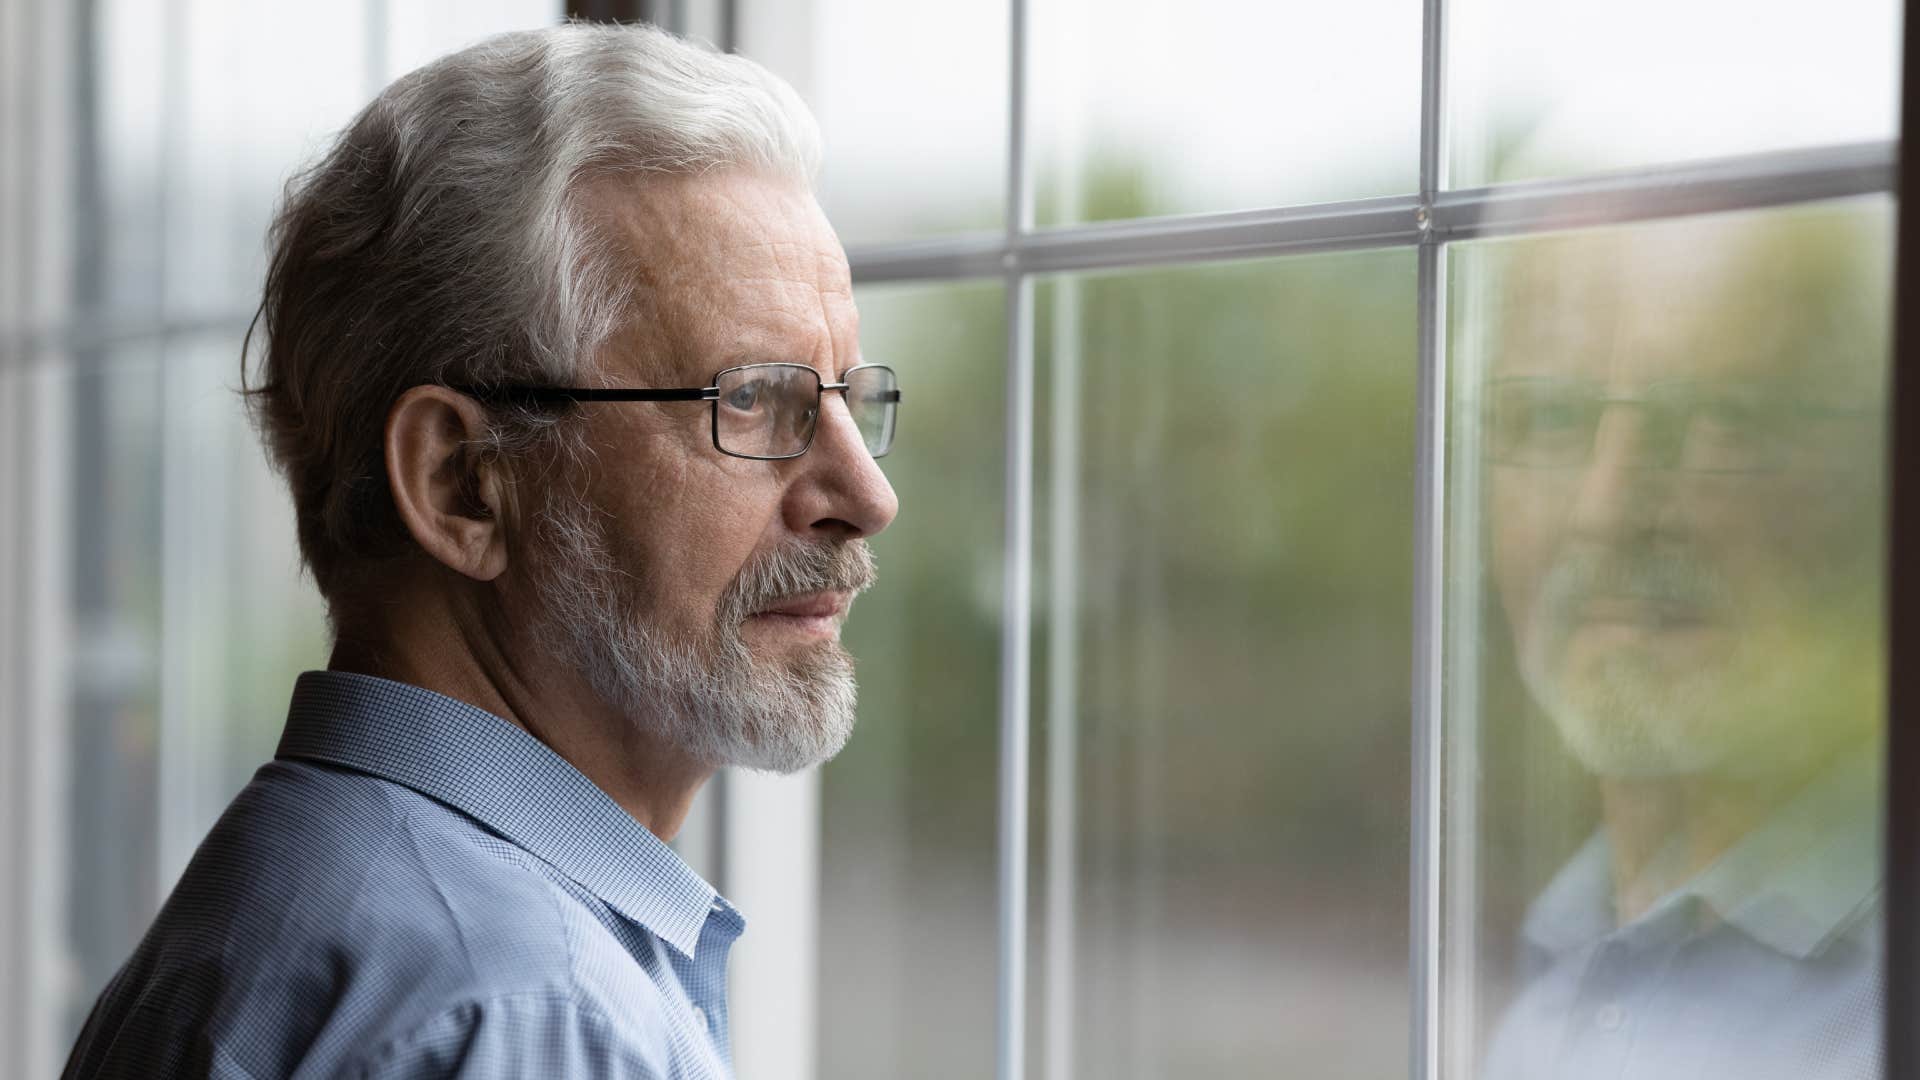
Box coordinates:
[326,573,713,842]
[1596,751,1840,923]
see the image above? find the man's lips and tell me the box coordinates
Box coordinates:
[1575,594,1711,628]
[750,590,851,621]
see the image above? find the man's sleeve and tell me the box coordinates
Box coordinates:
[353,992,668,1079]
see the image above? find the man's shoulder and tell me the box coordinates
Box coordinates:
[193,757,590,968]
[66,760,670,1078]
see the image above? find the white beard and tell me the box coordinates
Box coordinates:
[525,491,871,774]
[1520,634,1722,779]
[1517,544,1736,779]
[1516,543,1868,782]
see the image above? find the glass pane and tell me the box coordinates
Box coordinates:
[822,280,1005,1079]
[1032,0,1419,226]
[155,336,330,851]
[50,336,330,1052]
[382,0,561,83]
[0,353,71,1080]
[96,0,172,318]
[1444,199,1891,1077]
[163,1,561,318]
[737,1,1008,246]
[163,1,380,317]
[62,349,166,1043]
[1036,253,1416,1076]
[1449,0,1900,188]
[44,2,537,1060]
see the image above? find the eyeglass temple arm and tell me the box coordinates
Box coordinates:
[450,385,717,404]
[456,384,901,404]
[821,382,903,402]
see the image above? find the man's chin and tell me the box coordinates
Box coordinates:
[1550,713,1720,780]
[722,701,857,774]
[703,649,859,774]
[1523,644,1724,777]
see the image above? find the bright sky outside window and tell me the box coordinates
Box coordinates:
[1031,0,1420,224]
[1448,0,1900,187]
[737,0,1010,246]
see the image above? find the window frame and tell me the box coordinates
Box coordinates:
[1884,0,1919,1075]
[8,0,1903,1074]
[772,3,1907,1080]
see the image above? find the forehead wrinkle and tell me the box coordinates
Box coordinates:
[588,171,854,378]
[698,246,855,370]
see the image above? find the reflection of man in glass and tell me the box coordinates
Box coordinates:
[1480,208,1887,1079]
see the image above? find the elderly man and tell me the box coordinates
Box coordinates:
[1478,207,1886,1079]
[64,23,896,1080]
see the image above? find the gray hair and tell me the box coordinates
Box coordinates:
[244,22,821,604]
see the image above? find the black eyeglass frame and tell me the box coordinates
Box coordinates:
[452,361,900,461]
[1482,374,1875,473]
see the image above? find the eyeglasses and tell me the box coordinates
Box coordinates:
[1485,376,1868,473]
[455,362,899,461]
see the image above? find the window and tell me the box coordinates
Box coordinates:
[0,3,561,1076]
[2,1,1902,1078]
[733,0,1902,1077]
[1032,256,1415,1077]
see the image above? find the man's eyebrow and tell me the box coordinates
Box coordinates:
[718,320,852,363]
[715,339,816,369]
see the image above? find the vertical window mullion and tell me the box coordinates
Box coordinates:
[1883,0,1919,1072]
[997,271,1034,1080]
[996,3,1036,1080]
[364,0,391,98]
[1410,241,1447,1080]
[1412,0,1450,1073]
[1041,273,1081,1080]
[154,0,202,905]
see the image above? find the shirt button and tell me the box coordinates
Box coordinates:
[1595,1004,1626,1031]
[692,1005,710,1030]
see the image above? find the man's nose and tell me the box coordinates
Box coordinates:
[1567,409,1677,542]
[782,394,899,540]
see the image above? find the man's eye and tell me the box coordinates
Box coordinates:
[1508,394,1592,444]
[723,380,766,412]
[1527,400,1587,434]
[1694,395,1773,438]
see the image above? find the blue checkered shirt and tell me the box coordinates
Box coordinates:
[1482,749,1882,1080]
[63,670,746,1079]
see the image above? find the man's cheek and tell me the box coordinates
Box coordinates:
[687,500,776,589]
[1489,509,1560,645]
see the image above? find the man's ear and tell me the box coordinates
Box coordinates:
[385,386,511,582]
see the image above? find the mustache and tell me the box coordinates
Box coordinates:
[722,540,877,621]
[1536,544,1728,621]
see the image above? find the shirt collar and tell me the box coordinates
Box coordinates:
[1523,747,1881,962]
[1689,747,1882,958]
[276,669,734,959]
[1522,831,1615,959]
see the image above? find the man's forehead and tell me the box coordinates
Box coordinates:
[581,170,856,379]
[1488,226,1856,385]
[586,171,849,289]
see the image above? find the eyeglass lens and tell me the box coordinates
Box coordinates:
[845,365,898,458]
[713,363,898,460]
